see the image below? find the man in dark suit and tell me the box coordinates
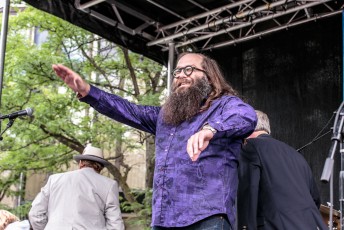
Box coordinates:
[237,110,326,230]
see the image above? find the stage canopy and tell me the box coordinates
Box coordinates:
[21,0,343,65]
[14,1,344,208]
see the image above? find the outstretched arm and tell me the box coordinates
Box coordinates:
[53,64,159,134]
[52,64,90,97]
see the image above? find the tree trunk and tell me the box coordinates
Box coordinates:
[145,133,155,189]
[106,163,136,203]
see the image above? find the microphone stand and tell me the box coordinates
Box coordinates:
[340,143,344,230]
[0,118,15,141]
[321,101,344,230]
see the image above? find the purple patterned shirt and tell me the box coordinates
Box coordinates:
[81,85,257,228]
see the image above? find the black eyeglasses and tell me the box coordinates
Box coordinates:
[172,65,207,78]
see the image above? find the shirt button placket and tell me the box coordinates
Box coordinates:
[159,130,175,224]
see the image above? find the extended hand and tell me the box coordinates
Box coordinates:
[52,64,90,97]
[187,129,214,161]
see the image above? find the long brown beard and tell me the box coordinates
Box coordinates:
[162,77,211,126]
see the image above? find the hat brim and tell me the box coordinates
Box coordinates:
[73,155,110,166]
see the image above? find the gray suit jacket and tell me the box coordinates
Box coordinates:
[29,167,125,230]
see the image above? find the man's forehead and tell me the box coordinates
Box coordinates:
[177,54,203,67]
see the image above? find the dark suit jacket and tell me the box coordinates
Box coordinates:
[237,134,326,230]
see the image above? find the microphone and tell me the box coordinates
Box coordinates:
[0,108,34,120]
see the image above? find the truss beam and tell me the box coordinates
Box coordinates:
[73,0,344,52]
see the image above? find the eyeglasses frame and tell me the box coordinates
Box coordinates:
[172,65,207,78]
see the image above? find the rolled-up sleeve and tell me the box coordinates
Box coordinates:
[208,96,257,139]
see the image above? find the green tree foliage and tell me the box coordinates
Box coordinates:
[0,4,166,227]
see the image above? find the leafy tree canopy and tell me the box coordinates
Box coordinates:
[0,4,166,227]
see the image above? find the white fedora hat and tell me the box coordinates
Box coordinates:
[73,145,109,166]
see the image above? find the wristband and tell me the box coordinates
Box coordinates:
[202,124,217,134]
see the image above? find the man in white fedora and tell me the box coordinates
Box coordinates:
[29,145,125,230]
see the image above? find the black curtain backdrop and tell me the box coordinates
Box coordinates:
[207,15,343,210]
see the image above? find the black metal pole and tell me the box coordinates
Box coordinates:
[0,0,11,132]
[340,169,344,229]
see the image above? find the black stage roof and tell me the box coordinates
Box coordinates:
[22,0,343,65]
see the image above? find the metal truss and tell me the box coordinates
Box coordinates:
[74,0,344,52]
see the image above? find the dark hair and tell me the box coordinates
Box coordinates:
[176,52,239,111]
[80,159,104,173]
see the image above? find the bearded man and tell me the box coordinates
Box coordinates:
[53,52,257,230]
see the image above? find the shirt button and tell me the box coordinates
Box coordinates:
[170,133,174,136]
